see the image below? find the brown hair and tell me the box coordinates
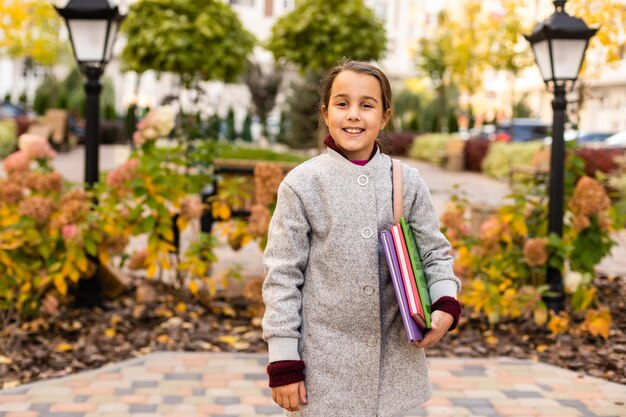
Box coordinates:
[317,59,394,146]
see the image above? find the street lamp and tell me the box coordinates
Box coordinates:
[55,0,125,186]
[524,0,597,312]
[55,0,125,307]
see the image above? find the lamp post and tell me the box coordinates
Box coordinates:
[55,0,125,307]
[524,0,597,312]
[55,0,125,186]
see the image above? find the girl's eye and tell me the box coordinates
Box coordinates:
[336,102,348,108]
[362,103,374,109]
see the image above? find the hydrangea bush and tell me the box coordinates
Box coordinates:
[444,154,617,338]
[0,106,219,326]
[0,134,96,329]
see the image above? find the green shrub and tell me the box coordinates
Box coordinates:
[408,133,454,164]
[0,119,18,160]
[481,141,546,178]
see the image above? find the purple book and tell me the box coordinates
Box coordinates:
[381,230,425,342]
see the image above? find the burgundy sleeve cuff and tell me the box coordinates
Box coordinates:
[267,360,305,388]
[431,296,462,331]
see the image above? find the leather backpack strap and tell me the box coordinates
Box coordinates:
[392,159,403,224]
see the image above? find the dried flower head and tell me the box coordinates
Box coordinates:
[2,150,30,174]
[569,176,610,217]
[18,133,56,160]
[571,214,591,232]
[33,172,64,194]
[0,180,23,204]
[18,196,57,225]
[478,215,503,248]
[53,198,91,228]
[106,158,139,188]
[61,189,90,205]
[523,237,548,267]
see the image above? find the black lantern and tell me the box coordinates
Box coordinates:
[55,0,125,186]
[524,0,597,313]
[55,0,124,73]
[55,0,125,308]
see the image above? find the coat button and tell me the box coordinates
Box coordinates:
[361,227,373,238]
[357,175,369,186]
[367,336,377,347]
[363,285,375,295]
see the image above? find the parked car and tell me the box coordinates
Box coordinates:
[494,118,549,142]
[604,131,626,148]
[466,124,495,141]
[577,132,616,145]
[0,102,27,119]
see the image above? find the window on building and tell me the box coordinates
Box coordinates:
[230,0,255,6]
[264,0,273,16]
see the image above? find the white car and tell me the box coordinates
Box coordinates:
[604,131,626,148]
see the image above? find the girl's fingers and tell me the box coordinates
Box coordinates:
[288,392,300,411]
[299,381,308,404]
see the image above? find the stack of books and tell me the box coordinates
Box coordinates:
[380,217,432,342]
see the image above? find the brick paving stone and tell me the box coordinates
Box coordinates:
[503,390,544,398]
[128,404,158,413]
[7,412,38,417]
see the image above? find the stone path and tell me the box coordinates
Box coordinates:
[0,353,624,417]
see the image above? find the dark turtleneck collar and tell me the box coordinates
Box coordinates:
[323,135,378,165]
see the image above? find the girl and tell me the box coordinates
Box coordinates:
[262,60,461,417]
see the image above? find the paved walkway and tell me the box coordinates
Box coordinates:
[0,353,624,417]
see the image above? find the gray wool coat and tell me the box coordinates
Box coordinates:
[262,148,461,417]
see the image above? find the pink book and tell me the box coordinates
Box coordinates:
[381,230,424,342]
[391,224,427,329]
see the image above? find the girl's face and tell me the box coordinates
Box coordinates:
[322,70,391,161]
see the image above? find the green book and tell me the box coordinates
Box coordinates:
[400,217,432,328]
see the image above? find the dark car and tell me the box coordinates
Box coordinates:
[494,118,549,143]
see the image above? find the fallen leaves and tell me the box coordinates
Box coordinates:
[0,279,268,389]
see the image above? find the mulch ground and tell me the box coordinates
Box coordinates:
[0,274,624,389]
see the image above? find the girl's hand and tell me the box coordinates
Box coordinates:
[414,310,454,349]
[272,381,307,412]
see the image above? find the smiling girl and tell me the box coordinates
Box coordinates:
[262,60,461,417]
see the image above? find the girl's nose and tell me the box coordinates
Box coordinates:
[346,105,360,121]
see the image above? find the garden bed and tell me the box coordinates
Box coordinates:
[0,274,624,389]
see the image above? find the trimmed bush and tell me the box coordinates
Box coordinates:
[481,141,546,178]
[0,119,17,159]
[464,139,491,172]
[408,133,454,165]
[574,147,625,177]
[383,131,417,157]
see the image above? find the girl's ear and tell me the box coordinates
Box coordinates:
[381,108,392,129]
[321,105,329,126]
